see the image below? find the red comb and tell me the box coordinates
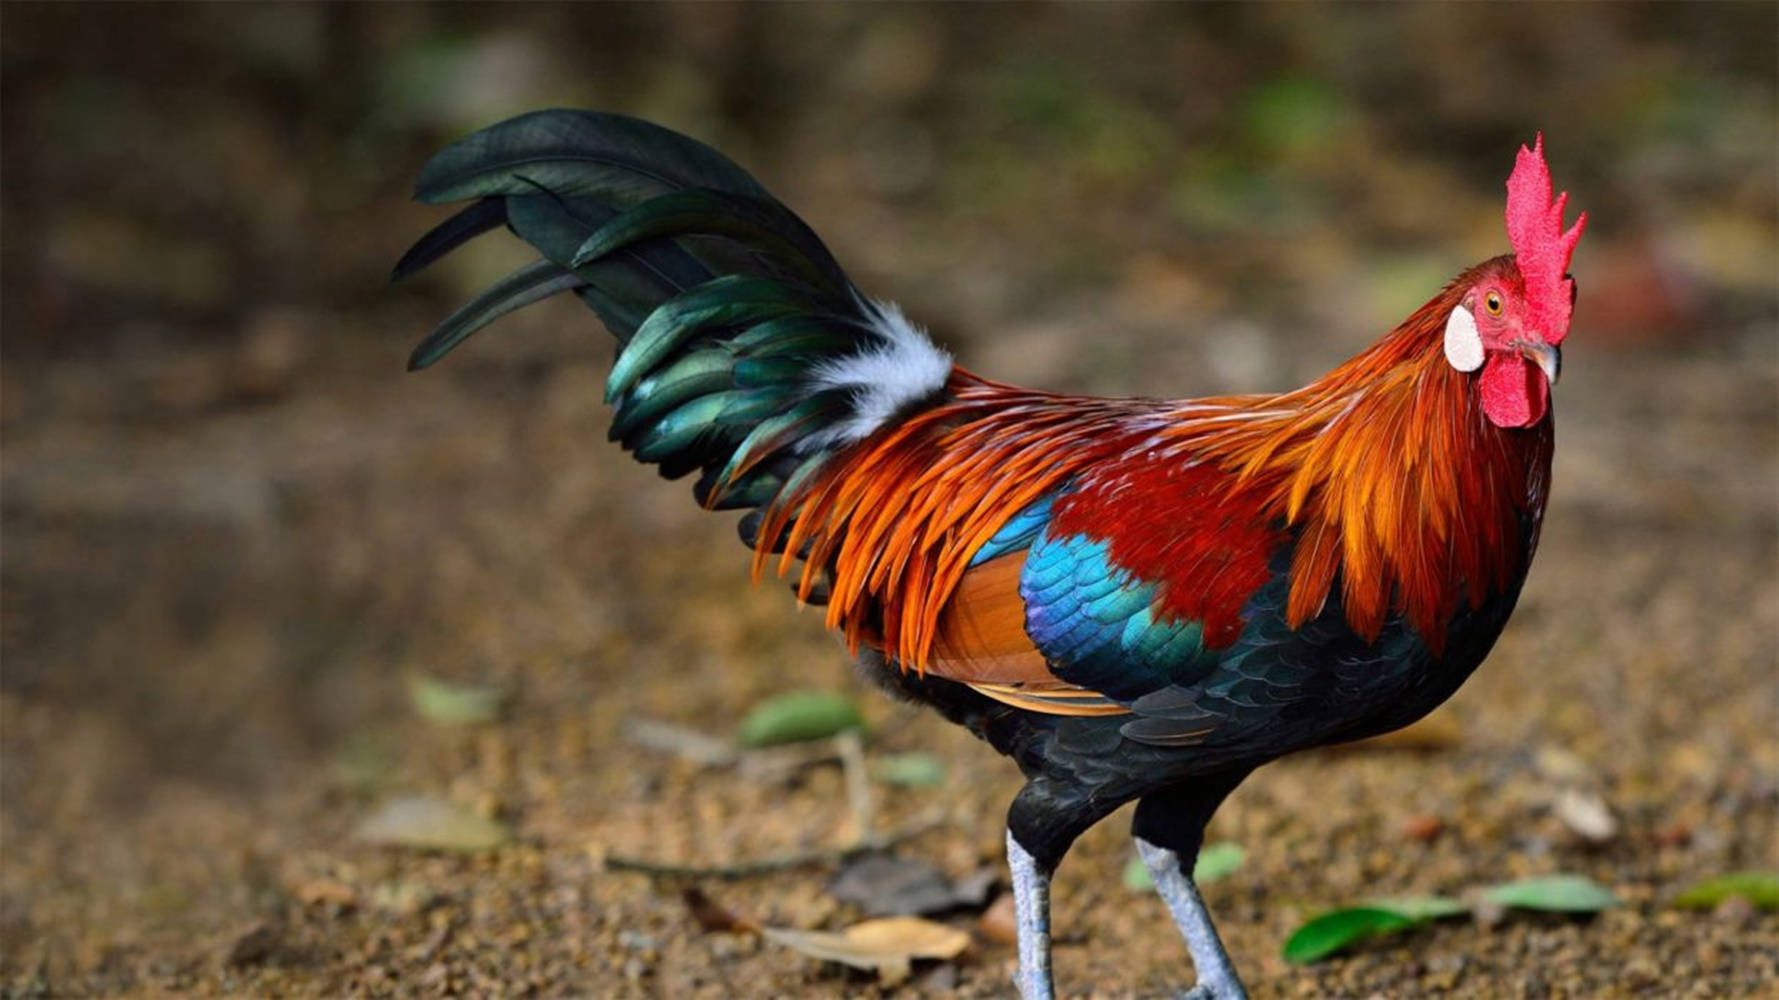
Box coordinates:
[1505,133,1586,345]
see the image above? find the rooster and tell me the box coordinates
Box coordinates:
[396,111,1584,999]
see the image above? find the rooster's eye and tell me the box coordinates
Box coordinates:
[1484,292,1503,316]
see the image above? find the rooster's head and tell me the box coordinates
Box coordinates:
[1443,134,1587,428]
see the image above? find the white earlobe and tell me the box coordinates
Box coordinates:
[1443,304,1484,372]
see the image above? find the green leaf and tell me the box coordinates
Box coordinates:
[407,673,508,726]
[873,753,946,789]
[1194,842,1246,883]
[1363,895,1468,921]
[1122,856,1154,892]
[737,690,864,747]
[332,732,394,792]
[1281,895,1467,964]
[1123,842,1246,892]
[1672,871,1779,911]
[1480,875,1618,912]
[1282,907,1422,964]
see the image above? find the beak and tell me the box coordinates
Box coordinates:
[1517,340,1561,386]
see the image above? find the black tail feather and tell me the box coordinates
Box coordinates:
[392,197,507,283]
[406,260,585,372]
[400,109,952,558]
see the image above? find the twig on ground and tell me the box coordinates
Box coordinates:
[835,728,875,843]
[604,811,945,881]
[622,719,740,767]
[622,717,847,779]
[609,719,919,879]
[738,742,845,781]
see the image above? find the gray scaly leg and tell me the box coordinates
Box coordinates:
[1006,829,1055,1000]
[1136,836,1249,1000]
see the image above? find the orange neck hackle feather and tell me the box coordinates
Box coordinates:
[1181,258,1554,649]
[754,258,1553,672]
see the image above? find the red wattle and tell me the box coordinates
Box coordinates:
[1479,354,1548,427]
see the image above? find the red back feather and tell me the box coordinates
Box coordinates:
[1050,460,1284,649]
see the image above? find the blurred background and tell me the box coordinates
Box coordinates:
[3,4,1774,996]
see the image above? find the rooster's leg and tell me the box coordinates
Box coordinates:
[1136,837,1248,1000]
[1131,775,1252,999]
[1006,829,1054,1000]
[1004,778,1125,999]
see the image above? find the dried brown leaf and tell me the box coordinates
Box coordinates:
[354,796,511,853]
[292,877,358,909]
[759,915,970,985]
[224,922,279,967]
[682,887,757,934]
[829,853,998,916]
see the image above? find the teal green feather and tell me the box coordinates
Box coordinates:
[709,390,785,427]
[630,393,738,462]
[605,276,811,401]
[730,315,864,356]
[732,355,810,387]
[774,449,835,503]
[609,349,736,439]
[702,471,785,510]
[708,394,847,496]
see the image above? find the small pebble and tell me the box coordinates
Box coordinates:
[1552,788,1619,844]
[1654,822,1693,847]
[1401,814,1444,843]
[617,930,657,952]
[623,956,649,982]
[1624,955,1661,986]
